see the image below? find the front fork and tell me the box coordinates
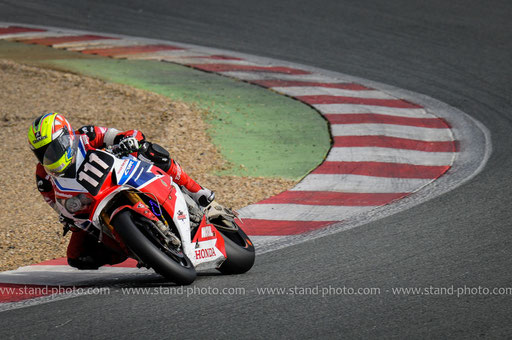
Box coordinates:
[100,191,149,231]
[103,191,181,249]
[99,191,149,255]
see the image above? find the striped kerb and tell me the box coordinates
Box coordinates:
[0,25,459,237]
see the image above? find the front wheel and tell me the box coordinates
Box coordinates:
[112,210,197,285]
[217,224,255,275]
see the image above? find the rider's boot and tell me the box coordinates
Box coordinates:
[67,230,127,270]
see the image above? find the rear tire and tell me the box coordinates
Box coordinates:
[218,225,255,275]
[112,210,196,285]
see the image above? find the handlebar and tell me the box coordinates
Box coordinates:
[105,144,130,157]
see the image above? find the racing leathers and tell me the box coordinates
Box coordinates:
[35,125,214,270]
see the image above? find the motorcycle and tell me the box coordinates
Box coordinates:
[52,139,255,285]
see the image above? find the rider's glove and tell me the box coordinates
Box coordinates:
[118,137,140,154]
[194,187,216,208]
[182,186,215,209]
[59,214,77,236]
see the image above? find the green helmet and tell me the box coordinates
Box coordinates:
[28,113,77,176]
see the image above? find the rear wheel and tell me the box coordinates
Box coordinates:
[112,210,196,285]
[217,224,255,275]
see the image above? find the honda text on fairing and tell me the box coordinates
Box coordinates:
[49,135,254,285]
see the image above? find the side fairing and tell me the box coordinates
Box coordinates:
[168,182,192,247]
[114,156,158,189]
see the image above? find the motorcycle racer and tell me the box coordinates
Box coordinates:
[28,112,215,270]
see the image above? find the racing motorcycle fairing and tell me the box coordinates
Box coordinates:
[50,139,229,272]
[190,216,227,270]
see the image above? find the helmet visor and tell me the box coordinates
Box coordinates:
[32,143,49,164]
[42,130,77,176]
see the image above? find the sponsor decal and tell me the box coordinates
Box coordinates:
[137,154,152,163]
[177,210,187,221]
[201,226,214,238]
[119,159,128,169]
[65,146,75,160]
[33,131,47,143]
[124,160,135,176]
[195,247,216,260]
[148,200,162,217]
[79,126,96,140]
[191,225,226,259]
[175,161,182,181]
[116,159,140,186]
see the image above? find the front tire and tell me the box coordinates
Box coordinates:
[112,210,197,285]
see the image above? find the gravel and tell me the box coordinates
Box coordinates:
[0,59,295,271]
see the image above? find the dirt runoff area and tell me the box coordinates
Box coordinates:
[0,59,295,271]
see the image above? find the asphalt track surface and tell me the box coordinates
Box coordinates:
[1,1,511,338]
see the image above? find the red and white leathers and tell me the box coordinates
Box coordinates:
[35,125,213,269]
